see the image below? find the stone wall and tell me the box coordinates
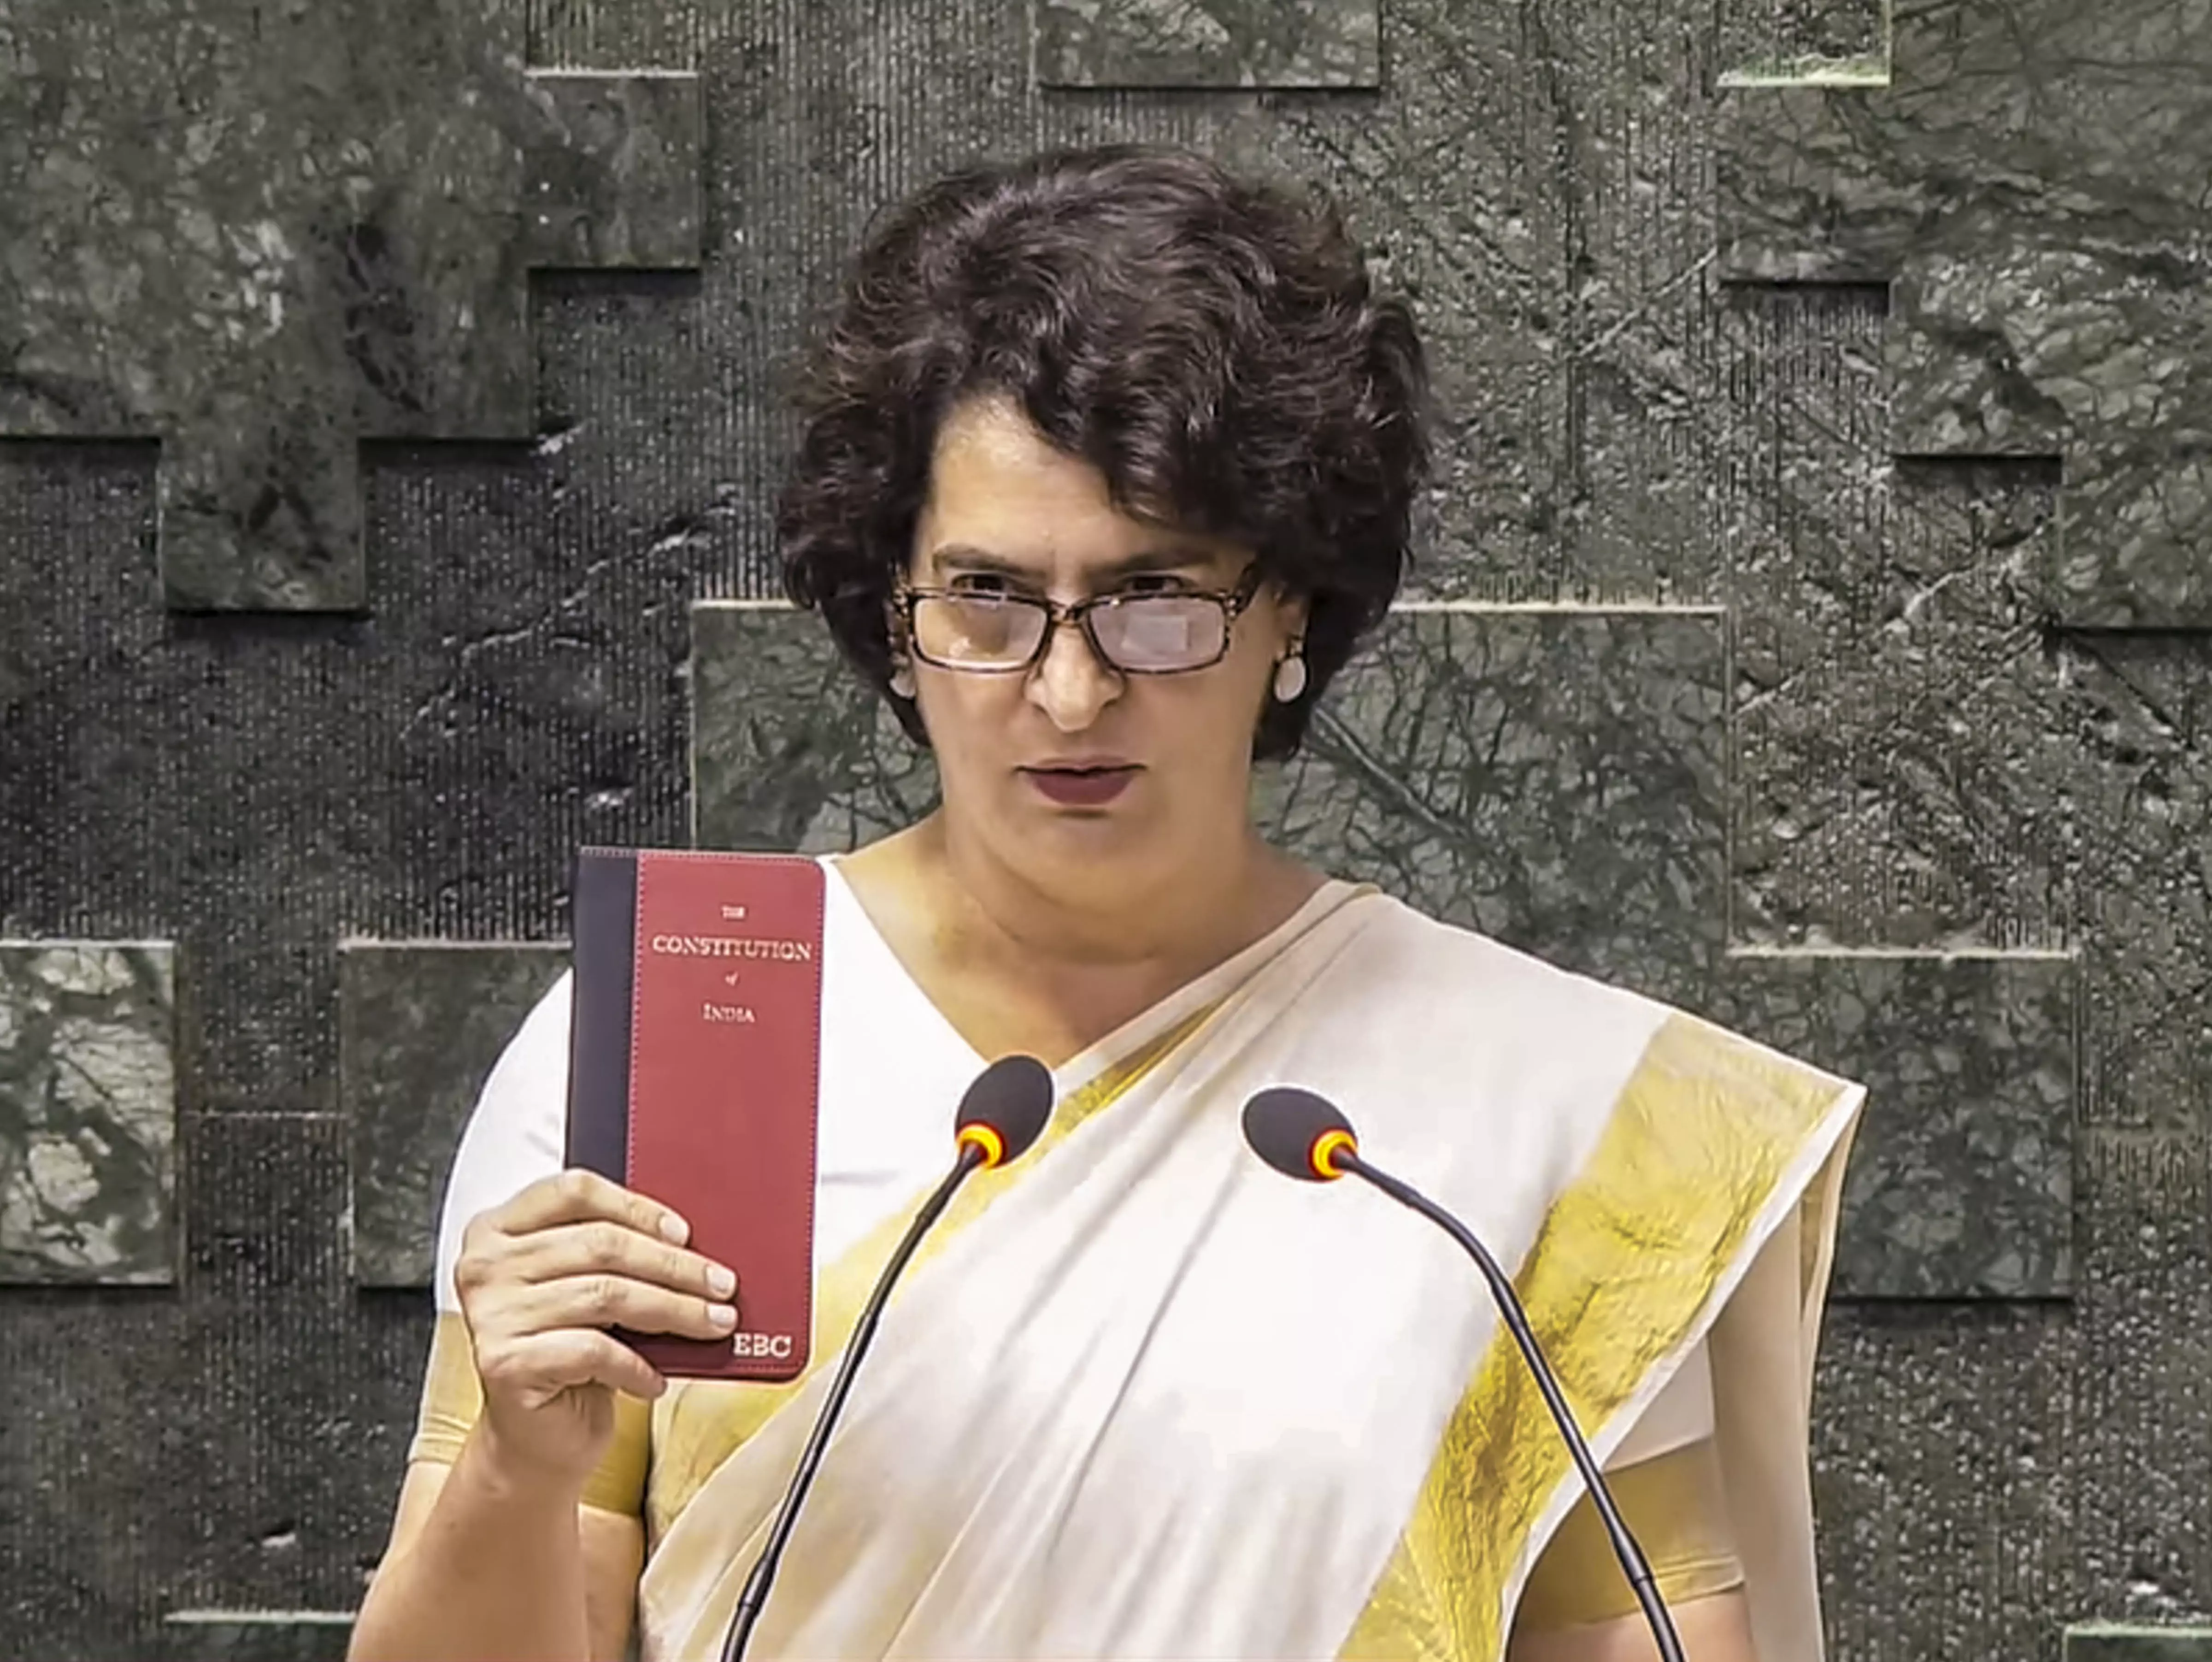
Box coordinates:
[4,1,2210,1656]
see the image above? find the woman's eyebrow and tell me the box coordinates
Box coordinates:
[927,543,1216,578]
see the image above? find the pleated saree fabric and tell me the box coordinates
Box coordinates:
[414,864,1861,1661]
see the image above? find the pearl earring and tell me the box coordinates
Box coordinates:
[1272,652,1308,703]
[888,663,916,699]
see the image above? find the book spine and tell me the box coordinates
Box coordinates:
[565,846,639,1183]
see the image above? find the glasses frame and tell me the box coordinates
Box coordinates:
[892,564,1268,677]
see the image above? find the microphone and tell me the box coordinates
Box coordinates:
[1241,1088,1687,1662]
[721,1054,1056,1662]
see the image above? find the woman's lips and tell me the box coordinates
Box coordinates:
[1023,766,1139,807]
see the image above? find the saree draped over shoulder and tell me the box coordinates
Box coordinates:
[413,866,1862,1662]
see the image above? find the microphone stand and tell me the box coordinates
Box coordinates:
[1338,1150,1688,1662]
[719,1143,985,1662]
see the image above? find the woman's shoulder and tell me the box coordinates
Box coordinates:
[1327,887,1856,1120]
[1332,888,1659,1028]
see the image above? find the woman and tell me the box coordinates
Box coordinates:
[351,145,1861,1662]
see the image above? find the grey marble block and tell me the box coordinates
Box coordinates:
[2056,631,2212,1132]
[690,603,940,855]
[1717,0,2212,625]
[2071,1128,2212,1627]
[1259,609,1729,1008]
[0,942,177,1284]
[2066,1628,2212,1662]
[1717,0,1888,85]
[524,71,703,270]
[0,2,702,613]
[340,941,567,1288]
[1733,448,2072,953]
[1724,950,2076,1299]
[1812,1305,2072,1662]
[162,1612,353,1662]
[1036,0,1380,88]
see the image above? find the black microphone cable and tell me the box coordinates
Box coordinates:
[1242,1086,1687,1662]
[720,1054,1055,1662]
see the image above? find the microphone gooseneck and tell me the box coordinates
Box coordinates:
[721,1054,1055,1662]
[1241,1088,1688,1662]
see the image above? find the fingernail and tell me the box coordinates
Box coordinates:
[707,1264,736,1298]
[709,1303,737,1328]
[659,1212,690,1245]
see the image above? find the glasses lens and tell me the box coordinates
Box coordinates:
[912,595,1047,667]
[1091,596,1227,672]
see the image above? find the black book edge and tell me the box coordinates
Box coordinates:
[565,845,638,1184]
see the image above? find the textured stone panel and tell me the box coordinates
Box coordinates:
[1724,951,2076,1299]
[1734,448,2073,953]
[341,942,566,1287]
[1,1114,370,1658]
[1036,0,1380,88]
[1232,0,1724,602]
[2067,1626,2212,1660]
[9,0,2206,1654]
[1717,0,2212,625]
[1717,0,1888,84]
[524,71,703,270]
[2071,1128,2212,1626]
[1811,1305,2072,1662]
[690,603,940,855]
[0,4,702,613]
[162,1612,353,1662]
[2058,633,2212,1133]
[1259,609,1727,1008]
[0,941,177,1283]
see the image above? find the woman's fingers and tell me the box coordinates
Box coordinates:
[490,1167,691,1246]
[495,1273,740,1345]
[500,1219,738,1306]
[475,1326,669,1405]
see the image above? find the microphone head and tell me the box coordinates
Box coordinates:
[953,1054,1055,1169]
[1242,1087,1358,1182]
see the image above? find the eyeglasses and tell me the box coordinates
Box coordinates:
[894,566,1266,676]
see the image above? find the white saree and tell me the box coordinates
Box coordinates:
[616,872,1862,1662]
[417,860,1861,1661]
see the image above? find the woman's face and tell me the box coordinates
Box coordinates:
[902,394,1306,908]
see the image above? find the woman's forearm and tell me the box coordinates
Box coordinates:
[348,1431,592,1662]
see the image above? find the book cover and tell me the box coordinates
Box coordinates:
[566,845,826,1382]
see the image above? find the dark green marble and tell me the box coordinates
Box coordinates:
[2071,1127,2212,1626]
[689,603,941,855]
[1718,0,1888,84]
[1724,950,2076,1299]
[524,71,703,270]
[0,942,176,1284]
[1259,609,1729,1008]
[1036,0,1379,88]
[162,1611,352,1662]
[2065,1627,2212,1661]
[0,1,700,612]
[1718,0,2212,625]
[2053,632,2212,1133]
[340,942,565,1287]
[1811,1304,2071,1662]
[1733,437,2071,952]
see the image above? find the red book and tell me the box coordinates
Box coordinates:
[565,846,826,1382]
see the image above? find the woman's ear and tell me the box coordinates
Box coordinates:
[1271,584,1312,654]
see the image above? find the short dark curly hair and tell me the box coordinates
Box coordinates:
[777,142,1430,760]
